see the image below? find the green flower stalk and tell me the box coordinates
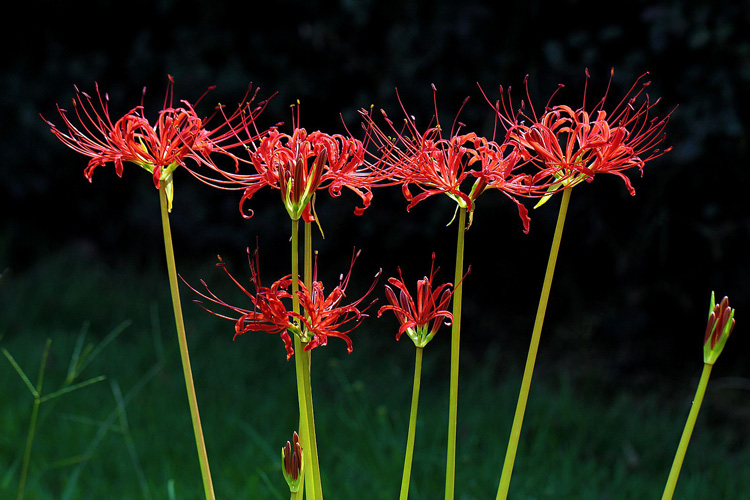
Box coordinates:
[661,292,736,500]
[379,253,456,499]
[360,86,544,500]
[43,77,267,500]
[186,242,379,500]
[206,108,388,499]
[488,69,673,500]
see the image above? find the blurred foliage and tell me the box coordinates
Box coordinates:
[2,0,749,378]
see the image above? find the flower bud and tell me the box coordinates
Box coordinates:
[703,291,736,365]
[281,431,303,493]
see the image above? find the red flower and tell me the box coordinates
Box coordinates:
[293,250,380,353]
[377,253,457,348]
[185,249,297,359]
[185,248,378,359]
[468,138,563,232]
[212,104,387,221]
[43,75,268,210]
[360,88,485,212]
[359,86,552,232]
[488,69,674,198]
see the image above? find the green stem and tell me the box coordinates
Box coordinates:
[445,205,467,500]
[159,185,215,500]
[16,339,51,500]
[400,347,424,500]
[291,219,323,500]
[303,220,324,500]
[661,362,714,500]
[496,187,572,500]
[16,398,39,500]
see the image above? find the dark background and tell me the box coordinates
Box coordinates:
[3,0,750,389]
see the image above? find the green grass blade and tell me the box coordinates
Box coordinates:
[39,375,106,403]
[1,348,37,398]
[111,379,152,500]
[74,320,131,377]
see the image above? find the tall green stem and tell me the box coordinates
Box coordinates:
[661,362,713,500]
[291,219,323,500]
[496,187,572,500]
[159,185,215,500]
[445,205,467,500]
[400,347,424,500]
[303,220,324,500]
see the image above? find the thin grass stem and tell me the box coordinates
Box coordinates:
[496,187,572,500]
[158,185,215,500]
[15,338,51,500]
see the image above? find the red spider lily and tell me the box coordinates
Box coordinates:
[703,292,736,365]
[463,136,565,232]
[293,250,381,353]
[43,75,269,210]
[485,69,674,200]
[208,103,387,221]
[360,88,485,212]
[359,86,551,232]
[184,248,378,358]
[377,253,459,348]
[184,249,298,359]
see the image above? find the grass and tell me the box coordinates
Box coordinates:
[1,248,749,499]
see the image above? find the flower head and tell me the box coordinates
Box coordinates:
[360,86,551,232]
[293,250,381,353]
[377,253,457,348]
[184,249,297,359]
[361,87,485,212]
[703,292,736,365]
[212,103,386,222]
[43,76,268,210]
[281,431,304,493]
[487,69,674,204]
[185,248,378,359]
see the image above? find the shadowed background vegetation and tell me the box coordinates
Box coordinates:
[2,0,749,498]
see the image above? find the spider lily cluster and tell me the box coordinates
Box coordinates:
[42,69,739,500]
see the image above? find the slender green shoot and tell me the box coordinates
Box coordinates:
[496,187,572,500]
[158,185,214,500]
[661,362,713,500]
[400,346,424,500]
[111,379,152,500]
